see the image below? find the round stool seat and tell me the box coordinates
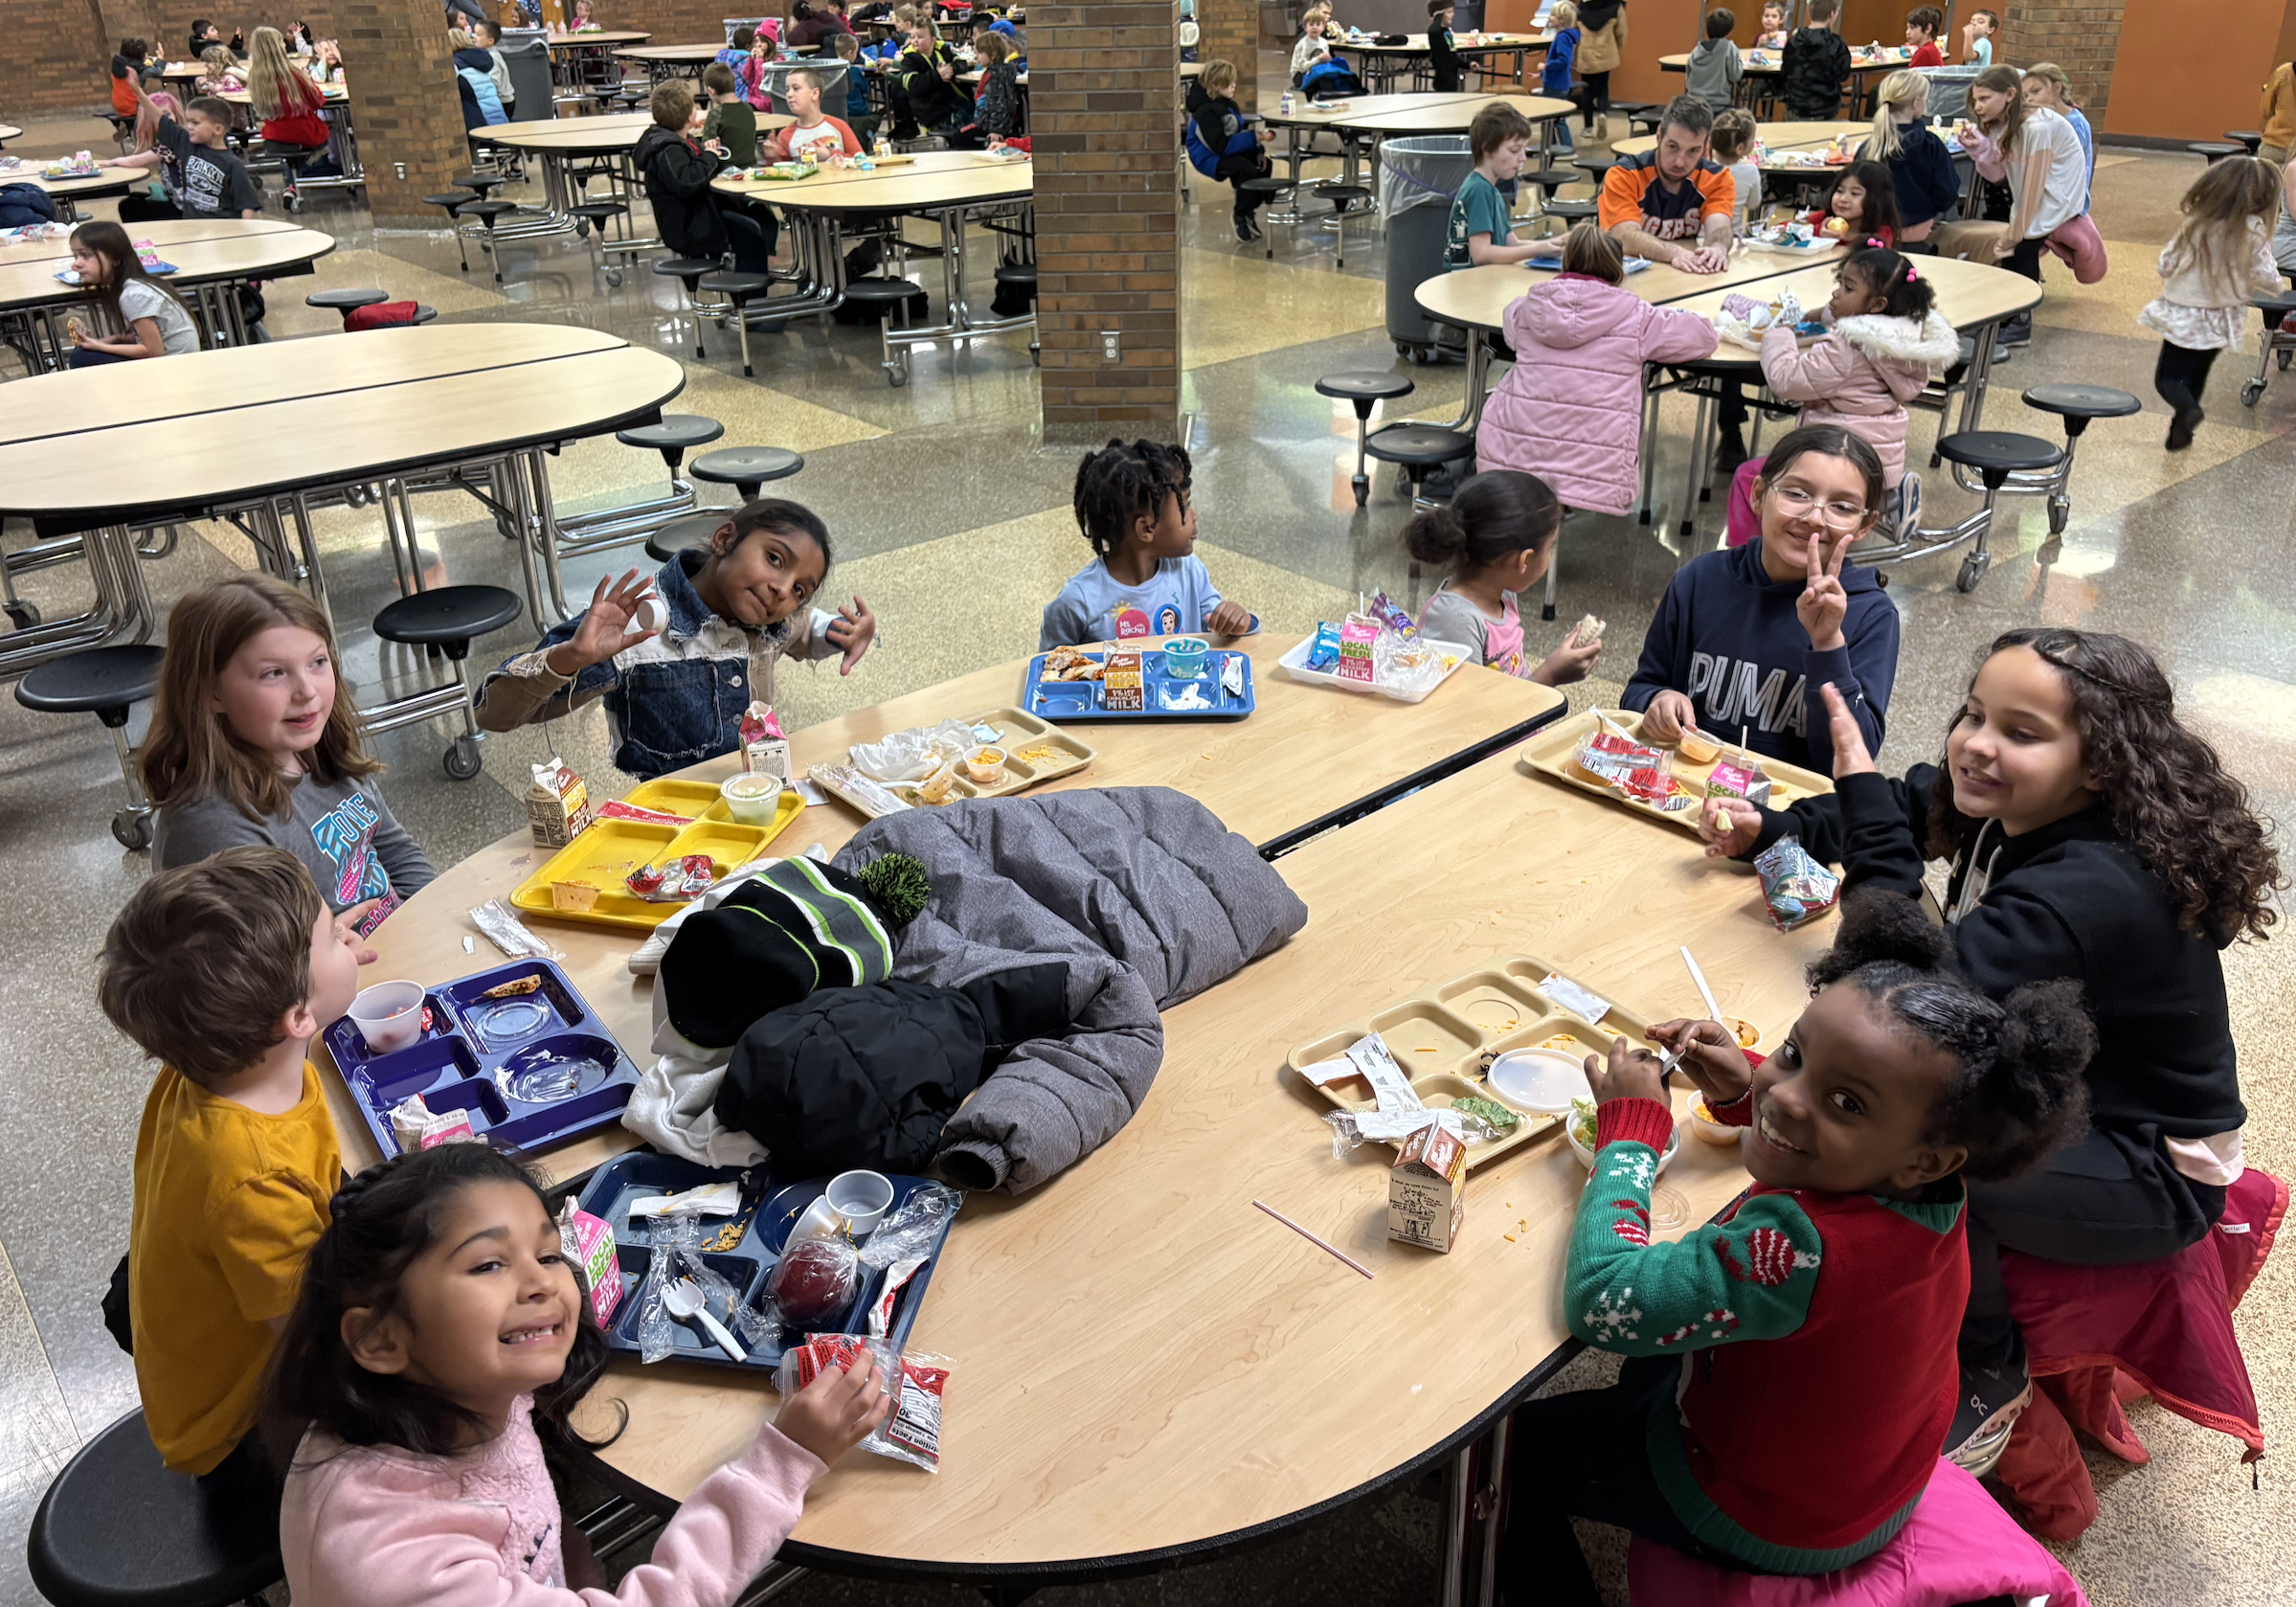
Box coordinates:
[14,645,164,716]
[1238,175,1294,196]
[1317,182,1371,203]
[306,287,389,310]
[1364,423,1475,466]
[692,446,803,488]
[2251,287,2296,312]
[460,200,520,223]
[841,276,921,303]
[696,270,772,297]
[1520,167,1577,192]
[654,256,721,281]
[452,170,507,192]
[1935,431,2063,475]
[993,261,1038,284]
[568,200,627,223]
[618,416,726,455]
[1316,371,1415,403]
[2225,130,2263,153]
[2186,142,2242,163]
[373,584,524,648]
[1571,155,1615,177]
[645,511,728,563]
[422,191,476,211]
[2021,383,2140,420]
[1543,197,1599,220]
[26,1409,281,1607]
[413,305,439,324]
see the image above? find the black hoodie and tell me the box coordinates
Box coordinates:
[1751,768,2244,1142]
[633,123,729,260]
[1781,24,1851,119]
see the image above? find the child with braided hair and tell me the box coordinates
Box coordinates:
[1039,439,1256,647]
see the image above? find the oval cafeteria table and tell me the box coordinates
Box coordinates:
[484,110,790,257]
[1336,30,1554,92]
[0,324,685,672]
[349,709,1828,1595]
[612,41,729,81]
[1612,117,1869,169]
[6,165,139,220]
[1657,44,1912,112]
[1260,91,1574,196]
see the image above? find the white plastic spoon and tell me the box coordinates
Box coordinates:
[664,1278,746,1362]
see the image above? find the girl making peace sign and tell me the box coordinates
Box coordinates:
[1620,424,1902,775]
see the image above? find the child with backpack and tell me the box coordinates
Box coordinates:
[1185,58,1277,243]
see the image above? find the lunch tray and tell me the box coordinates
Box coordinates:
[1288,955,1686,1172]
[507,781,806,932]
[574,1152,957,1372]
[1519,708,1831,835]
[868,706,1097,805]
[1275,633,1474,705]
[1023,648,1255,721]
[323,958,642,1159]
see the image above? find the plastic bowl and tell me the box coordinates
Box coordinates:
[1486,1048,1590,1114]
[1162,637,1210,679]
[1565,1112,1683,1172]
[825,1169,895,1237]
[1687,1096,1744,1146]
[349,980,427,1053]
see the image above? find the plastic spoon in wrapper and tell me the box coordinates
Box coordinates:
[663,1278,747,1362]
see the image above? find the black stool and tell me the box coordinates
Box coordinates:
[2187,141,2242,165]
[2225,129,2263,155]
[696,269,776,375]
[1316,371,1415,507]
[306,287,389,327]
[2241,286,2296,408]
[423,190,478,271]
[1543,196,1599,226]
[693,446,804,503]
[840,277,925,386]
[369,585,525,779]
[1364,422,1475,511]
[257,139,329,210]
[654,256,725,357]
[1315,181,1373,268]
[568,199,629,285]
[13,645,164,850]
[1572,154,1616,188]
[452,170,510,197]
[2018,383,2139,534]
[993,261,1041,363]
[1239,174,1296,258]
[28,1409,281,1607]
[413,304,439,324]
[618,416,724,486]
[458,199,521,283]
[1863,431,2062,593]
[645,511,727,562]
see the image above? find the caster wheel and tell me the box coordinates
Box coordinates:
[1955,554,1989,594]
[112,809,153,851]
[887,364,909,388]
[2280,348,2292,371]
[2047,496,2068,536]
[605,268,623,286]
[443,736,484,781]
[4,600,41,630]
[1395,342,1409,357]
[2242,379,2266,407]
[1352,473,1368,508]
[575,221,591,238]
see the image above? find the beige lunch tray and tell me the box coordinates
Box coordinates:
[881,706,1095,806]
[1519,708,1833,835]
[1287,955,1674,1172]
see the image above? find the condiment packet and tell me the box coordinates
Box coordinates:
[1221,654,1245,697]
[595,799,694,826]
[557,1199,622,1324]
[1540,973,1613,1024]
[628,1181,742,1220]
[1755,835,1841,931]
[867,1257,926,1337]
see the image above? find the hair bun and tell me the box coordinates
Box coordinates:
[1399,503,1468,565]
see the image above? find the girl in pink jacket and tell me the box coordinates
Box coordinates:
[1725,248,1958,545]
[1474,223,1720,517]
[268,1144,889,1607]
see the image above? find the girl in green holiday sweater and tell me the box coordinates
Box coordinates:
[1498,889,2093,1602]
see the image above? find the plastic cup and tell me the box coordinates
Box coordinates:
[349,980,426,1053]
[720,771,783,826]
[825,1169,895,1237]
[1161,637,1210,679]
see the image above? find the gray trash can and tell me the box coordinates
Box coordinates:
[1380,136,1473,358]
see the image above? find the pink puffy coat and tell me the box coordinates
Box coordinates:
[1757,307,1958,487]
[1475,274,1720,516]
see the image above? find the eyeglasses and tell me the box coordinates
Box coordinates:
[1768,485,1870,528]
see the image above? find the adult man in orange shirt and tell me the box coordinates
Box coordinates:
[1598,94,1735,274]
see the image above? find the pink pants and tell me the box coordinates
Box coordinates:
[1724,456,1765,547]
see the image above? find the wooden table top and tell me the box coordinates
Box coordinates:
[0,324,684,518]
[567,745,1826,1569]
[0,219,334,312]
[547,29,653,47]
[1611,118,1869,162]
[1658,46,1912,75]
[1414,242,1843,332]
[1263,90,1571,133]
[714,149,1031,211]
[0,124,22,141]
[9,167,139,200]
[612,43,728,61]
[217,82,350,106]
[483,110,656,151]
[326,634,1564,1184]
[1339,29,1553,55]
[1661,253,2042,367]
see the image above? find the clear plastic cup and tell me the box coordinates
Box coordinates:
[720,771,783,826]
[349,980,427,1053]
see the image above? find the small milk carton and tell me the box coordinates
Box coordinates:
[1336,618,1378,684]
[739,701,794,785]
[1388,1122,1469,1253]
[527,757,593,849]
[557,1199,622,1324]
[1102,650,1146,712]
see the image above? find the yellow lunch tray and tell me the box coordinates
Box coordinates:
[1519,708,1832,835]
[508,781,804,931]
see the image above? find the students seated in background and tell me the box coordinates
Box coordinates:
[249,26,330,148]
[111,37,152,118]
[1684,7,1742,110]
[635,79,732,260]
[1861,70,1960,245]
[1711,106,1760,232]
[1902,4,1945,67]
[189,18,244,57]
[196,46,244,96]
[1752,0,1787,50]
[1444,102,1563,271]
[1782,0,1852,120]
[895,14,968,133]
[767,67,863,159]
[1291,4,1334,83]
[958,32,1023,147]
[1599,94,1735,274]
[475,19,516,117]
[789,0,854,49]
[64,220,200,366]
[1961,6,1996,66]
[101,92,263,222]
[452,31,507,125]
[1183,58,1276,244]
[99,846,366,1483]
[716,27,773,110]
[1042,439,1254,649]
[701,62,759,166]
[830,33,876,141]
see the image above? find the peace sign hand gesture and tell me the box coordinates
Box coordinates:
[1795,529,1857,652]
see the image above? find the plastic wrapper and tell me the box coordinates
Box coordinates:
[1712,287,1806,350]
[1370,622,1451,700]
[1570,722,1691,810]
[1362,590,1419,642]
[857,1182,961,1269]
[635,1214,774,1363]
[1755,835,1841,931]
[850,718,979,783]
[558,1199,622,1325]
[1302,621,1343,672]
[1324,1105,1488,1156]
[471,897,566,962]
[762,1235,861,1328]
[624,854,717,903]
[811,762,912,819]
[776,1333,954,1473]
[389,1093,479,1151]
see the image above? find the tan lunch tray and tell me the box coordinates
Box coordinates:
[1519,708,1833,835]
[1286,955,1673,1172]
[883,706,1095,805]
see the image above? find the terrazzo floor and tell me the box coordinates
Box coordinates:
[0,66,2291,1607]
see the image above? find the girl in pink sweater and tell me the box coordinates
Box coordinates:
[267,1145,889,1607]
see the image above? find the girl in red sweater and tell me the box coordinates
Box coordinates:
[1499,888,2091,1603]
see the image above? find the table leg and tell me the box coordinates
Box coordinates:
[1474,1413,1512,1607]
[1440,1441,1473,1607]
[1432,327,1490,432]
[519,448,578,623]
[1678,389,1713,537]
[1959,321,1999,435]
[0,521,155,678]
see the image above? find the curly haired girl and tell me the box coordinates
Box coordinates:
[1039,439,1255,648]
[1699,627,2283,1472]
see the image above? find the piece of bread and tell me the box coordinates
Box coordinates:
[1567,613,1606,649]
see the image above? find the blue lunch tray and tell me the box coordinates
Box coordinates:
[1023,645,1256,721]
[322,958,642,1159]
[574,1152,957,1372]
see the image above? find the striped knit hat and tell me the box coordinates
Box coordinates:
[659,854,925,1049]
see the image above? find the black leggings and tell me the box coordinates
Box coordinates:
[2003,233,2045,283]
[1960,1124,2225,1373]
[1214,149,1272,215]
[1579,71,1610,129]
[2154,342,2221,418]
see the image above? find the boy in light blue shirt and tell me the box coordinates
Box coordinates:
[1040,440,1255,648]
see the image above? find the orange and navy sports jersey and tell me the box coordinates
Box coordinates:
[1597,151,1737,241]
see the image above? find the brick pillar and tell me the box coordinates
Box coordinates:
[1198,0,1259,111]
[2004,2,2124,128]
[1033,1,1185,441]
[340,0,475,227]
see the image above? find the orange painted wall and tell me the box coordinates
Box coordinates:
[2105,0,2290,141]
[1488,0,1704,102]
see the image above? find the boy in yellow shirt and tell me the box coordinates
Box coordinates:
[99,846,367,1480]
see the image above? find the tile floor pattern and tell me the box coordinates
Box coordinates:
[3,72,2293,1607]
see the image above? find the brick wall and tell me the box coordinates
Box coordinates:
[1031,0,1183,439]
[1197,0,1256,110]
[338,0,480,227]
[2004,2,2125,128]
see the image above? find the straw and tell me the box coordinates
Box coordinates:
[1680,946,1723,1022]
[1253,1199,1374,1279]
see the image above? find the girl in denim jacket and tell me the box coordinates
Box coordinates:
[477,500,875,779]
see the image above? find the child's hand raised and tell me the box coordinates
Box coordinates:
[1205,600,1254,637]
[1584,1036,1668,1107]
[1697,793,1762,858]
[547,569,657,677]
[775,1348,892,1465]
[823,595,876,674]
[1794,527,1856,651]
[1818,681,1876,779]
[1647,1017,1754,1107]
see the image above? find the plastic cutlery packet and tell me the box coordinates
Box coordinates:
[633,1213,775,1364]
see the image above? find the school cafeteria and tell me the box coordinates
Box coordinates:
[2,0,2293,1605]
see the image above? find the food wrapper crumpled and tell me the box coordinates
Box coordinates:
[1755,835,1840,930]
[1570,722,1693,811]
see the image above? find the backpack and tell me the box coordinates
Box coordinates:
[0,183,57,230]
[1299,58,1364,98]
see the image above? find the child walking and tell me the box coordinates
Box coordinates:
[146,575,435,933]
[1573,0,1625,139]
[1782,0,1851,120]
[1500,886,2090,1602]
[1474,224,1719,517]
[1428,1,1465,96]
[1185,58,1277,243]
[1684,8,1742,111]
[479,500,873,780]
[270,1144,889,1607]
[1540,1,1580,151]
[1042,439,1254,646]
[1700,626,2281,1467]
[1724,246,1955,543]
[2138,154,2283,449]
[1405,471,1602,686]
[64,220,199,366]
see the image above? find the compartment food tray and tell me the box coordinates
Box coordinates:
[1023,648,1255,721]
[1287,955,1699,1172]
[1519,707,1831,834]
[507,791,804,932]
[323,958,642,1159]
[1274,634,1474,704]
[574,1152,957,1373]
[870,706,1097,806]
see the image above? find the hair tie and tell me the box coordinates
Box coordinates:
[1902,263,1918,280]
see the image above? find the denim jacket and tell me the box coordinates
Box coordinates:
[475,550,838,780]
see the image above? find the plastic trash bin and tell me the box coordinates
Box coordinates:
[1381,135,1474,360]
